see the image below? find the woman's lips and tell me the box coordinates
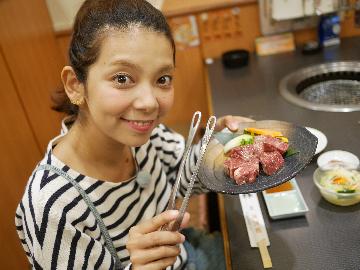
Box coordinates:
[122,118,155,133]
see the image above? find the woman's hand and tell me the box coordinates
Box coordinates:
[215,115,255,132]
[126,210,190,270]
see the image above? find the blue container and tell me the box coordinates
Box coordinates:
[318,14,341,47]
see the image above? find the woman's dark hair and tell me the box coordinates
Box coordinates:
[52,0,175,115]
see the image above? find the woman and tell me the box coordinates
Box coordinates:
[15,0,250,269]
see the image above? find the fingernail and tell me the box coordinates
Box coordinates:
[169,210,179,217]
[180,234,185,242]
[230,123,238,130]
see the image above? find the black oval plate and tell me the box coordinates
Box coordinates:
[198,120,318,194]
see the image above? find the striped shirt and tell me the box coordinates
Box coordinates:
[15,121,207,269]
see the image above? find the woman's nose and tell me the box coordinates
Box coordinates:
[133,86,159,112]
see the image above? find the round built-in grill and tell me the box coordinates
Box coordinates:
[279,62,360,112]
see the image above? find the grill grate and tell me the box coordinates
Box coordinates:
[299,79,360,105]
[280,62,360,112]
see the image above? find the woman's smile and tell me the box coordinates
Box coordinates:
[121,117,156,133]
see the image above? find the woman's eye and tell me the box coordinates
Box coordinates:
[114,74,133,86]
[157,75,172,87]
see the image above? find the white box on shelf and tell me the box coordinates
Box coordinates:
[304,0,316,16]
[272,0,304,21]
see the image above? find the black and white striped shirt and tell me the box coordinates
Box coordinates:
[15,122,207,269]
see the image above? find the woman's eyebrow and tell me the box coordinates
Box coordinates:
[157,65,175,74]
[109,59,142,72]
[109,59,174,74]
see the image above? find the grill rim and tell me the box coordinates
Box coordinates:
[279,61,360,112]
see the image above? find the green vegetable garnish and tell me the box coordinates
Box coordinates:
[284,147,299,157]
[223,134,254,154]
[337,189,356,194]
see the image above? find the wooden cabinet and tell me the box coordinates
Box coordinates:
[0,0,67,268]
[0,0,64,151]
[0,48,42,269]
[196,3,261,59]
[165,16,210,128]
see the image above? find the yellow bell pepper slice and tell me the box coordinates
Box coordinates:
[275,136,289,143]
[244,127,283,137]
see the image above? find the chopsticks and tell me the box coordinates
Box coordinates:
[258,239,273,268]
[240,193,273,268]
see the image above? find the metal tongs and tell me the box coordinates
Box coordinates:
[162,111,217,231]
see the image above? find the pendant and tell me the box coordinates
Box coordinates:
[136,170,151,188]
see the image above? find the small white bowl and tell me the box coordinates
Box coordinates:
[317,150,360,170]
[305,127,327,155]
[313,167,360,206]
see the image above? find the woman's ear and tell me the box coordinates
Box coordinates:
[61,66,85,105]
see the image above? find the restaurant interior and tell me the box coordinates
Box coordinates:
[1,0,360,269]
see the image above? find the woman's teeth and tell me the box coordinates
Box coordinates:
[127,120,153,126]
[134,121,152,126]
[123,118,154,132]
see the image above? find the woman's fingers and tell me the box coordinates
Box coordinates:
[134,256,178,270]
[130,210,179,235]
[179,212,190,229]
[130,245,181,265]
[165,211,190,231]
[127,211,188,269]
[127,231,185,250]
[215,115,255,132]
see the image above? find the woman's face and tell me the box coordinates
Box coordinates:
[83,27,175,146]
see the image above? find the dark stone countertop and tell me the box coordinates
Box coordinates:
[207,37,360,270]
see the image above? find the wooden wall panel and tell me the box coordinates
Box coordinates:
[340,9,360,38]
[0,0,65,152]
[197,4,261,58]
[162,46,210,128]
[56,34,72,64]
[164,16,210,128]
[0,47,42,269]
[293,28,318,45]
[0,0,67,267]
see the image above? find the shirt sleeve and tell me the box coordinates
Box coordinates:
[153,124,209,197]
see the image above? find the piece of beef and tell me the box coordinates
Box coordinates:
[258,135,288,154]
[253,137,265,157]
[259,151,284,175]
[225,135,288,184]
[228,145,258,161]
[224,158,246,179]
[233,159,259,185]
